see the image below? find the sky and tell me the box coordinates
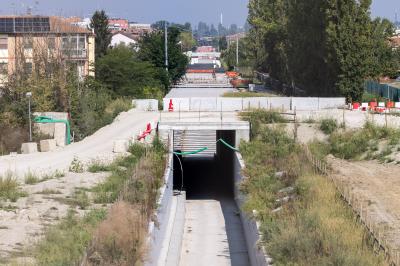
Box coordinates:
[0,0,398,27]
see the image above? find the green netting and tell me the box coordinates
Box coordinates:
[34,116,71,145]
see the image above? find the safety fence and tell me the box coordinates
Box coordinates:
[304,146,400,266]
[365,81,400,102]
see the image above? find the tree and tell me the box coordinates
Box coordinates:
[180,32,196,52]
[138,27,188,89]
[96,45,163,97]
[90,10,112,58]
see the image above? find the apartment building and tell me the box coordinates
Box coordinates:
[0,16,95,84]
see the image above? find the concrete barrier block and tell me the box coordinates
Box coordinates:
[133,99,159,111]
[163,98,190,111]
[190,97,218,111]
[242,97,269,110]
[40,139,57,152]
[54,123,66,147]
[113,139,129,153]
[217,98,243,111]
[34,123,55,137]
[21,142,38,154]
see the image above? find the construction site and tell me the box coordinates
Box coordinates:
[1,48,400,266]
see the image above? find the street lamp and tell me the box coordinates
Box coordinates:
[26,92,32,142]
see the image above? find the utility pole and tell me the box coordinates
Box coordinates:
[164,22,168,72]
[236,35,239,67]
[26,92,32,142]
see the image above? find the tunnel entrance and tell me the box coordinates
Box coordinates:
[173,130,236,199]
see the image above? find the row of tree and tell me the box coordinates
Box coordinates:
[246,0,400,101]
[0,10,188,153]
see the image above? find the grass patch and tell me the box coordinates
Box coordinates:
[91,143,148,204]
[240,110,287,138]
[319,118,338,135]
[0,173,27,202]
[223,91,274,97]
[24,172,41,185]
[36,189,62,195]
[33,208,106,266]
[329,121,400,160]
[239,111,385,265]
[88,160,112,173]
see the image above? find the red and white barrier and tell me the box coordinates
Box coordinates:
[137,123,153,141]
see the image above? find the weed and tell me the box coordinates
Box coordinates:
[0,173,27,202]
[304,117,316,123]
[69,157,84,173]
[24,172,40,185]
[88,160,111,173]
[34,208,106,265]
[320,118,338,134]
[71,190,90,209]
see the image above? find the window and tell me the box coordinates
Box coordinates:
[78,37,86,49]
[0,36,7,49]
[48,36,55,50]
[0,62,7,74]
[24,62,32,74]
[24,38,33,49]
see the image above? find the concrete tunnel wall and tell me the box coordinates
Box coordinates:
[146,129,269,266]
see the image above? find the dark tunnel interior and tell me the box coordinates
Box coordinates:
[173,130,236,199]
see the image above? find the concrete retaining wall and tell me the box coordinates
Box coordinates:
[133,99,159,111]
[146,153,174,266]
[234,152,271,266]
[163,97,345,112]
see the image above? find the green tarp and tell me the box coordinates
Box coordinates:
[34,116,71,145]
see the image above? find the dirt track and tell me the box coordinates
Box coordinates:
[328,157,400,249]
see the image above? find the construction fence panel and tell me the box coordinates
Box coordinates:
[365,81,400,101]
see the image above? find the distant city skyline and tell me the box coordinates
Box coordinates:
[0,0,398,27]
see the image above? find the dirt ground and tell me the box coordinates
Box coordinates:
[0,171,108,263]
[328,157,400,249]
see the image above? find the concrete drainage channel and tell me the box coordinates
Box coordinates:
[146,124,270,266]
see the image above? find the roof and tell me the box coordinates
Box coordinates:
[0,16,92,34]
[112,31,137,41]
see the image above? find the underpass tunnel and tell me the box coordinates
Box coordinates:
[173,130,236,199]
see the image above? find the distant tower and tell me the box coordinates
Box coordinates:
[220,13,223,26]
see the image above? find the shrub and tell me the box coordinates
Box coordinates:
[90,202,147,265]
[0,173,27,202]
[69,157,84,173]
[320,118,338,134]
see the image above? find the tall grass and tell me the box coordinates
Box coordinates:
[0,172,27,202]
[86,138,166,265]
[240,111,385,265]
[326,121,400,160]
[34,209,107,266]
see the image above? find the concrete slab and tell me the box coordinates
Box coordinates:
[40,139,57,152]
[179,198,250,266]
[54,123,66,147]
[113,139,129,153]
[21,143,38,154]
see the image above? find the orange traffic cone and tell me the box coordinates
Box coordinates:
[168,99,174,112]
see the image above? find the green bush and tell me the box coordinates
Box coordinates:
[320,118,338,134]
